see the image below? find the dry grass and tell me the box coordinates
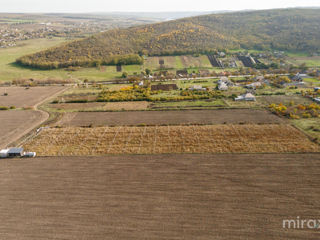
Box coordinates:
[24,124,320,156]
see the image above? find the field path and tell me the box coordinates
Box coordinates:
[0,86,69,148]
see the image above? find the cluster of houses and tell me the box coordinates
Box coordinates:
[0,148,36,158]
[217,77,235,91]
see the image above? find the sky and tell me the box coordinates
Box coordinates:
[0,0,319,13]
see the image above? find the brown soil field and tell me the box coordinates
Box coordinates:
[0,110,47,149]
[0,153,320,239]
[56,109,284,127]
[0,86,67,107]
[23,124,319,156]
[49,101,149,111]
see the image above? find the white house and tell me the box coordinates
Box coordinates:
[235,93,256,101]
[218,82,228,91]
[245,82,262,89]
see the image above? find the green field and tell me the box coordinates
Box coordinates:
[291,118,320,142]
[0,38,144,83]
[0,39,222,83]
[143,55,213,71]
[151,99,226,109]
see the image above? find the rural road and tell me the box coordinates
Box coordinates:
[2,86,70,149]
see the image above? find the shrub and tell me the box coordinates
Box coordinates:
[0,106,9,110]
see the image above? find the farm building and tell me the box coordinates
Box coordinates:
[151,84,178,91]
[208,55,224,68]
[314,87,320,92]
[235,93,256,101]
[218,77,234,87]
[218,82,228,91]
[254,76,265,82]
[292,73,309,81]
[0,149,9,158]
[238,55,256,67]
[0,148,36,158]
[245,82,262,89]
[7,148,24,157]
[176,69,188,76]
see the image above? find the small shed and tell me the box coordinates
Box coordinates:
[7,148,24,157]
[0,149,9,158]
[235,93,256,101]
[116,65,122,72]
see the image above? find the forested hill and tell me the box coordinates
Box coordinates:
[17,8,320,69]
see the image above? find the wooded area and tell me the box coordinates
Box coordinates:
[16,9,320,69]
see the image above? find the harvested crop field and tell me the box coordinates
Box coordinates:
[0,86,67,107]
[49,101,149,111]
[56,109,284,127]
[0,110,47,149]
[23,124,319,156]
[1,153,320,239]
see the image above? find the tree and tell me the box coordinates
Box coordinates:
[145,68,151,75]
[122,72,128,78]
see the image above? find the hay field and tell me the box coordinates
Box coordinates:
[23,124,319,156]
[56,109,284,127]
[0,86,67,107]
[1,154,320,239]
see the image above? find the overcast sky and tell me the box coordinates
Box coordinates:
[1,0,319,13]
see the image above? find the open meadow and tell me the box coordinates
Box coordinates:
[1,154,320,239]
[144,55,212,71]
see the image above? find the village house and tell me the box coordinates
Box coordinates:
[245,82,262,89]
[176,69,188,77]
[292,73,309,82]
[314,98,320,103]
[218,77,234,86]
[235,93,256,101]
[218,81,228,91]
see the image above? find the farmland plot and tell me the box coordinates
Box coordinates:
[0,86,67,107]
[1,154,320,239]
[56,109,284,127]
[24,124,320,156]
[0,110,47,148]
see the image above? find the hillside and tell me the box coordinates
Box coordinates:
[17,8,320,69]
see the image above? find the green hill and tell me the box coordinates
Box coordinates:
[17,8,320,69]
